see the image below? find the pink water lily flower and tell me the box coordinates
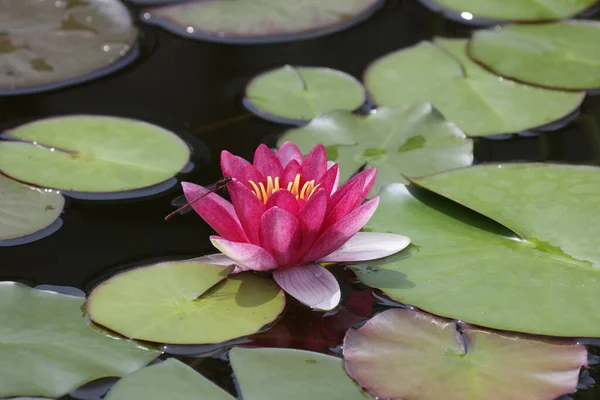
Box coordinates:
[182,142,410,310]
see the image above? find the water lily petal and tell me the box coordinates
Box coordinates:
[229,179,265,245]
[328,168,366,210]
[273,264,341,311]
[302,196,380,262]
[324,171,368,226]
[254,144,283,178]
[318,163,340,196]
[318,232,411,262]
[182,182,249,243]
[296,188,328,261]
[358,167,377,198]
[221,150,264,184]
[265,189,299,215]
[282,159,301,185]
[277,142,304,167]
[210,236,278,271]
[301,143,327,182]
[190,253,237,266]
[260,207,303,266]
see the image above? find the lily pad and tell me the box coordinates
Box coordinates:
[243,66,367,124]
[230,347,370,400]
[354,164,600,336]
[343,308,588,400]
[419,0,598,23]
[0,282,159,398]
[364,38,585,136]
[142,0,385,44]
[0,175,64,246]
[0,116,191,193]
[0,0,138,95]
[468,20,600,91]
[277,103,473,196]
[104,359,234,400]
[87,260,286,344]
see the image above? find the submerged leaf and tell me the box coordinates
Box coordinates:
[354,164,600,336]
[364,38,584,136]
[278,103,473,195]
[87,260,286,344]
[343,308,587,400]
[0,282,159,398]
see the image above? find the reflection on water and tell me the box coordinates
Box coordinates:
[1,0,600,399]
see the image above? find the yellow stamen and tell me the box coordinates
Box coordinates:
[248,174,320,204]
[248,180,261,201]
[258,182,268,202]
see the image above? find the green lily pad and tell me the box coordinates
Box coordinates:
[419,0,598,22]
[87,260,286,344]
[0,0,138,95]
[0,282,159,398]
[142,0,384,44]
[0,175,64,245]
[468,20,600,91]
[230,347,370,400]
[354,163,600,336]
[277,103,473,196]
[0,116,190,193]
[364,38,585,136]
[104,359,234,400]
[243,66,366,124]
[343,308,588,400]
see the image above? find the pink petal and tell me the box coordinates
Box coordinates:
[221,150,264,184]
[191,253,237,266]
[358,167,377,198]
[276,142,304,167]
[259,207,302,266]
[295,188,328,261]
[182,182,249,243]
[302,196,380,263]
[321,162,340,195]
[229,179,265,245]
[210,236,278,271]
[253,144,283,178]
[273,264,341,311]
[265,189,299,215]
[301,144,327,182]
[328,167,376,211]
[318,232,411,262]
[282,159,301,184]
[323,171,368,227]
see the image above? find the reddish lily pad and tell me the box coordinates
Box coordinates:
[0,0,138,95]
[87,259,286,344]
[343,308,588,400]
[142,0,385,44]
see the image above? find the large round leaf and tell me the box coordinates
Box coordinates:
[243,66,366,124]
[343,308,588,400]
[469,20,600,91]
[0,116,190,193]
[419,0,597,22]
[142,0,384,44]
[0,282,159,398]
[364,38,585,137]
[0,175,64,244]
[230,347,370,400]
[104,359,234,400]
[0,0,138,95]
[354,163,600,336]
[87,260,286,344]
[277,103,473,196]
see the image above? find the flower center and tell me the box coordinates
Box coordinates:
[248,174,319,204]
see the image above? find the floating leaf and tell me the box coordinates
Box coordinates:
[277,103,473,196]
[142,0,385,44]
[354,164,600,336]
[0,282,159,398]
[468,20,600,90]
[419,0,598,23]
[0,175,64,245]
[243,66,366,124]
[87,260,286,344]
[0,0,138,95]
[343,308,588,400]
[364,38,585,136]
[104,359,234,400]
[230,347,370,400]
[0,116,190,193]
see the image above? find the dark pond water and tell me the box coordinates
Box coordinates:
[2,0,600,399]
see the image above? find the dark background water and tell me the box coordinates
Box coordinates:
[2,0,600,399]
